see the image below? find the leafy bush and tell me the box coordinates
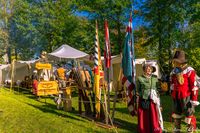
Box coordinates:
[187,48,200,75]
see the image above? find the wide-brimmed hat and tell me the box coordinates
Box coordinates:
[172,50,187,64]
[142,63,156,73]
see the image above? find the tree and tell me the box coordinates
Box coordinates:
[9,0,93,60]
[140,0,196,74]
[134,27,149,59]
[187,48,200,75]
[73,0,132,55]
[0,0,15,63]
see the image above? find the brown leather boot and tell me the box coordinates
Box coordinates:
[173,119,181,133]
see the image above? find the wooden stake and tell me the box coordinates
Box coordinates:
[112,55,123,122]
[10,59,16,92]
[103,85,108,124]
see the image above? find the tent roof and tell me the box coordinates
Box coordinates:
[14,59,38,69]
[48,44,88,59]
[101,54,146,64]
[0,64,9,70]
[17,59,38,64]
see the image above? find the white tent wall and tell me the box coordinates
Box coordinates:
[2,60,38,84]
[110,56,146,91]
[0,64,9,85]
[13,62,32,82]
[105,55,161,91]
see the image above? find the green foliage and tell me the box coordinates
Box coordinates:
[190,22,200,47]
[190,1,200,24]
[74,0,132,54]
[187,48,200,75]
[0,0,15,63]
[0,0,199,64]
[139,0,199,75]
[8,0,94,60]
[134,27,149,59]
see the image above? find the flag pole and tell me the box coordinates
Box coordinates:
[105,19,110,114]
[121,1,137,116]
[131,0,138,116]
[107,64,110,114]
[130,0,136,85]
[94,20,101,119]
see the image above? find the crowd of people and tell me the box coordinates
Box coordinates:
[30,50,199,133]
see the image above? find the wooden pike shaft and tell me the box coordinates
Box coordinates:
[94,20,102,119]
[94,74,100,119]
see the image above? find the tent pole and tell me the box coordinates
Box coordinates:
[107,67,110,113]
[112,54,122,122]
[10,59,16,92]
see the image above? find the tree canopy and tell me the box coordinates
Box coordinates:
[0,0,199,74]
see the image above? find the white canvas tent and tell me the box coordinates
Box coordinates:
[109,55,146,90]
[1,60,38,84]
[48,44,88,60]
[0,64,9,85]
[13,60,38,81]
[102,55,161,91]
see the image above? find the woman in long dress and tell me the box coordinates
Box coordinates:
[137,64,163,133]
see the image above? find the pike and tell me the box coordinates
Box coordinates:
[94,20,102,119]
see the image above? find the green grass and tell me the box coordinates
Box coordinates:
[0,87,199,133]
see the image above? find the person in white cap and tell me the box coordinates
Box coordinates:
[137,63,163,133]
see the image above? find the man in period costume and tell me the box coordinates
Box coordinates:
[54,63,67,109]
[170,50,199,133]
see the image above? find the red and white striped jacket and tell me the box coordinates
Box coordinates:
[170,66,199,105]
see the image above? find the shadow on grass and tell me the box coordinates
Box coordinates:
[25,94,80,115]
[113,107,137,132]
[114,117,137,132]
[160,95,174,123]
[12,86,32,94]
[26,103,85,122]
[25,103,110,133]
[114,106,129,114]
[15,87,82,117]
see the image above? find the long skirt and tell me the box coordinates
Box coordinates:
[138,98,162,133]
[32,79,38,95]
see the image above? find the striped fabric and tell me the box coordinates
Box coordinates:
[94,20,101,119]
[122,14,136,116]
[94,21,99,75]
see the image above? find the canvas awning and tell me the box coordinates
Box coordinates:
[48,44,88,59]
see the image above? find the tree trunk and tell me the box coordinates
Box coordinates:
[14,48,18,60]
[7,47,11,64]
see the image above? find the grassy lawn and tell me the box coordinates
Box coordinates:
[0,87,199,133]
